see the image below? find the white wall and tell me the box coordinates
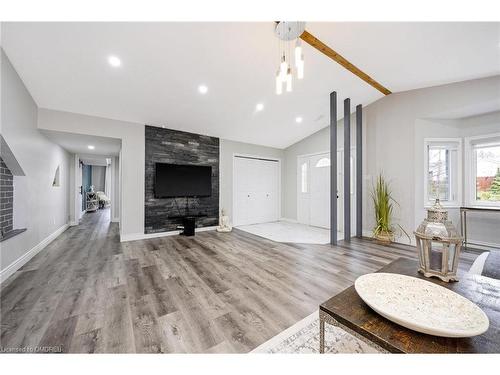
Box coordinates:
[111,156,120,222]
[37,109,145,241]
[414,112,500,248]
[1,49,71,277]
[68,153,85,225]
[283,112,361,222]
[220,139,285,225]
[365,76,500,244]
[283,75,500,245]
[77,156,83,219]
[68,153,78,225]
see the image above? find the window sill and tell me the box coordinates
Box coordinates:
[463,205,500,210]
[470,202,500,207]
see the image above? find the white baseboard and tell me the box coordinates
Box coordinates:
[362,229,372,238]
[361,229,416,245]
[120,226,217,242]
[279,217,298,223]
[69,220,79,226]
[0,223,69,284]
[359,232,497,251]
[465,239,500,252]
[111,217,120,223]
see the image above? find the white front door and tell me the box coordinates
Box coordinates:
[297,152,331,229]
[297,156,310,225]
[233,156,280,226]
[297,150,356,233]
[309,153,331,228]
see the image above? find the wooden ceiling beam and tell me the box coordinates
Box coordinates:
[300,30,392,95]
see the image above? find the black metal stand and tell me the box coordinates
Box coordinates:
[181,217,196,236]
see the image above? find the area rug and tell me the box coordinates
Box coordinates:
[250,311,380,354]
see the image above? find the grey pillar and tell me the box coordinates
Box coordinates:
[344,98,351,242]
[330,92,337,245]
[356,104,363,238]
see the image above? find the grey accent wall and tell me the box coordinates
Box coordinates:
[0,158,14,235]
[144,126,219,233]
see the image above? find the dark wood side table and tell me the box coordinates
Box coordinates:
[459,206,500,250]
[319,257,500,353]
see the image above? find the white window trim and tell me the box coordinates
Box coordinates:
[423,138,462,208]
[315,157,331,168]
[464,132,500,208]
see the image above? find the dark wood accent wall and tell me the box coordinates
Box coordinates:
[144,126,220,234]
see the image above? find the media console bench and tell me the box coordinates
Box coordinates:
[168,214,208,236]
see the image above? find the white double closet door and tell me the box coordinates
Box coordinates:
[233,156,280,226]
[297,151,356,231]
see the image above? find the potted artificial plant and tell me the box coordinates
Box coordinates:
[371,174,409,243]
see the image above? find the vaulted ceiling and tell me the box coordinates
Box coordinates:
[2,22,499,148]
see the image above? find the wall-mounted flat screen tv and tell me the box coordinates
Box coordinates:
[155,163,212,198]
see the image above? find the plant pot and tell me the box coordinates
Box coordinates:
[375,230,393,243]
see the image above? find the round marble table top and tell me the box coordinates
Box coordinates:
[354,273,489,338]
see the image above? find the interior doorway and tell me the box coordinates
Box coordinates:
[39,129,121,227]
[80,158,113,217]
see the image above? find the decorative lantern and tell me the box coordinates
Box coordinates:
[414,199,463,282]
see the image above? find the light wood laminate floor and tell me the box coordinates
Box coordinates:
[0,209,476,353]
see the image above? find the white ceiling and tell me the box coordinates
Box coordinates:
[3,22,500,149]
[40,129,121,157]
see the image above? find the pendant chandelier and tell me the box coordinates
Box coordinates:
[274,21,306,95]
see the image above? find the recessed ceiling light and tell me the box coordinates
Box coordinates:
[295,116,303,123]
[108,55,122,67]
[256,103,264,112]
[88,145,95,150]
[198,85,208,94]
